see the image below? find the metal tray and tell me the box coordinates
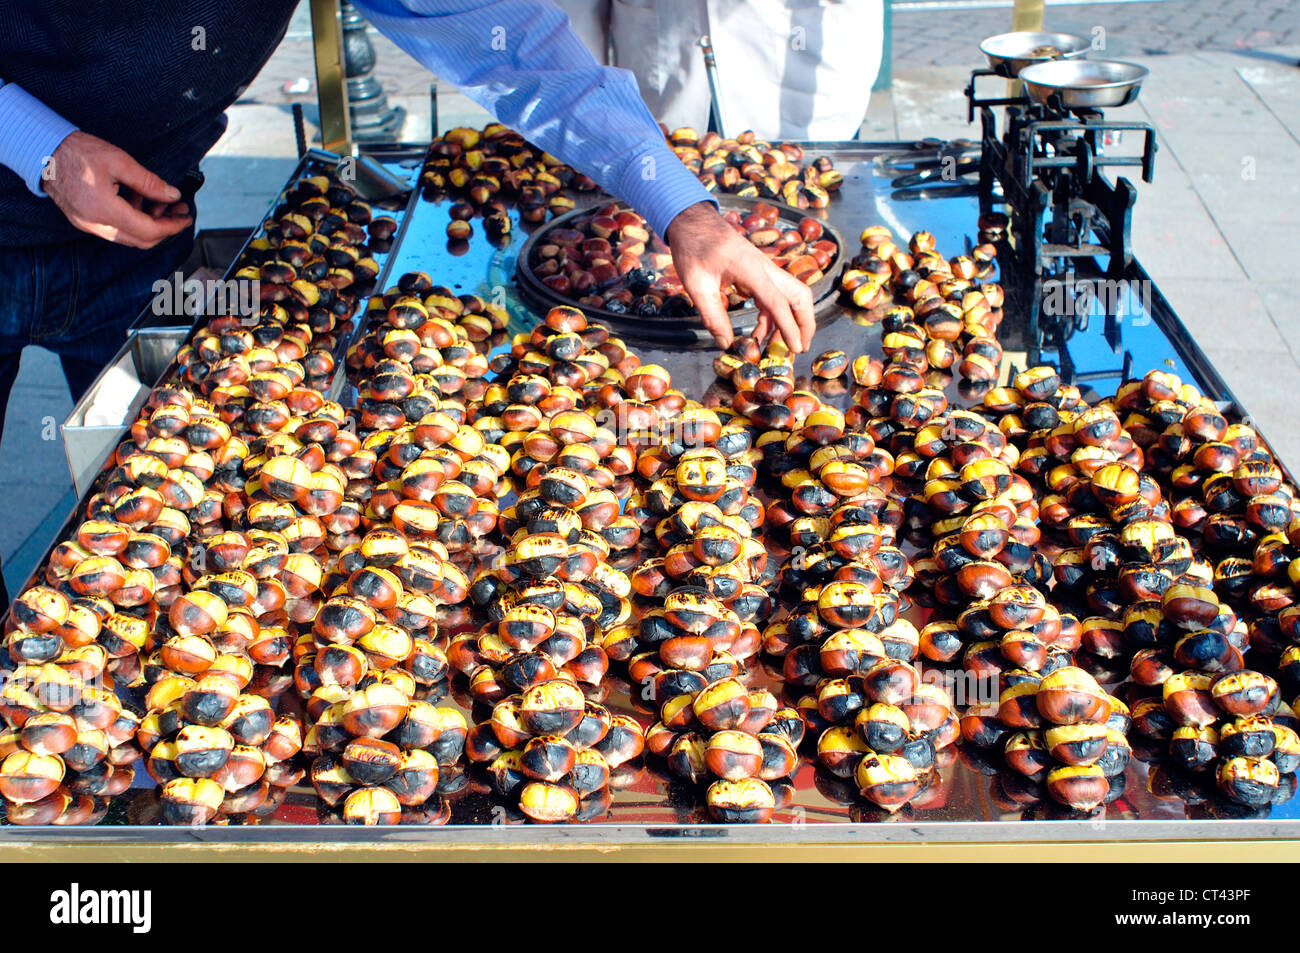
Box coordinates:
[514,196,845,347]
[8,141,1300,850]
[61,327,191,497]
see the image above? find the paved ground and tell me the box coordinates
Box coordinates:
[4,0,1300,590]
[891,0,1300,65]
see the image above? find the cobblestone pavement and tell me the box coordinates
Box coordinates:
[892,0,1300,67]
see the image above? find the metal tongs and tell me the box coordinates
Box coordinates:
[303,147,411,201]
[699,35,730,139]
[881,139,981,189]
[289,102,411,200]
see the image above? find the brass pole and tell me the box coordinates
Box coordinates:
[1011,0,1046,32]
[310,0,352,154]
[1007,0,1046,97]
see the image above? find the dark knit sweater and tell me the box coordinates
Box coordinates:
[0,0,298,246]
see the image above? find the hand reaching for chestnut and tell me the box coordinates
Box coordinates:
[666,201,816,354]
[45,131,193,249]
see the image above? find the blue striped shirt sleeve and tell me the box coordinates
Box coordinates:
[352,0,716,238]
[0,81,79,196]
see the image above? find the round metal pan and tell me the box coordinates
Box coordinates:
[979,31,1091,77]
[515,196,845,348]
[1019,59,1149,109]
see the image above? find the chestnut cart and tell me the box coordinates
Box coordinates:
[4,122,1299,861]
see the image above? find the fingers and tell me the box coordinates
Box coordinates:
[109,152,181,205]
[750,277,801,354]
[662,202,814,353]
[772,269,816,350]
[682,271,735,350]
[734,261,799,353]
[126,212,192,248]
[44,132,191,248]
[97,195,191,248]
[731,247,814,354]
[64,217,132,248]
[139,199,192,220]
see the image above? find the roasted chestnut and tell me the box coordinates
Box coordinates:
[854,753,920,812]
[706,777,775,823]
[1217,756,1279,807]
[1045,764,1108,812]
[0,750,64,804]
[342,785,403,824]
[517,780,579,823]
[1035,667,1109,725]
[1044,722,1109,766]
[160,776,224,825]
[341,737,403,784]
[692,677,751,732]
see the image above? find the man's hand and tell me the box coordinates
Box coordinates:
[665,201,815,353]
[44,132,192,249]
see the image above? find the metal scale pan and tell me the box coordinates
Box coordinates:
[1020,59,1149,110]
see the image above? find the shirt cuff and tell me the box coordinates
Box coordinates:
[615,142,718,239]
[0,83,79,197]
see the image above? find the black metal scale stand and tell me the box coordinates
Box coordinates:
[965,68,1158,380]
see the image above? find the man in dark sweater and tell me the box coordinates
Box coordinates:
[0,0,816,613]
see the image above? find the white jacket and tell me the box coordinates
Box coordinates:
[556,0,883,140]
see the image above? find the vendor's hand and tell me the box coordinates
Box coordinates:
[44,132,192,249]
[666,201,815,353]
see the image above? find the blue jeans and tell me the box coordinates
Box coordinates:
[0,227,196,612]
[0,227,195,409]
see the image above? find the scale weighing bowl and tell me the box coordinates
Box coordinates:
[979,31,1091,77]
[1019,59,1149,109]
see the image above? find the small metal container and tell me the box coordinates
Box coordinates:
[1019,59,1149,109]
[979,31,1091,76]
